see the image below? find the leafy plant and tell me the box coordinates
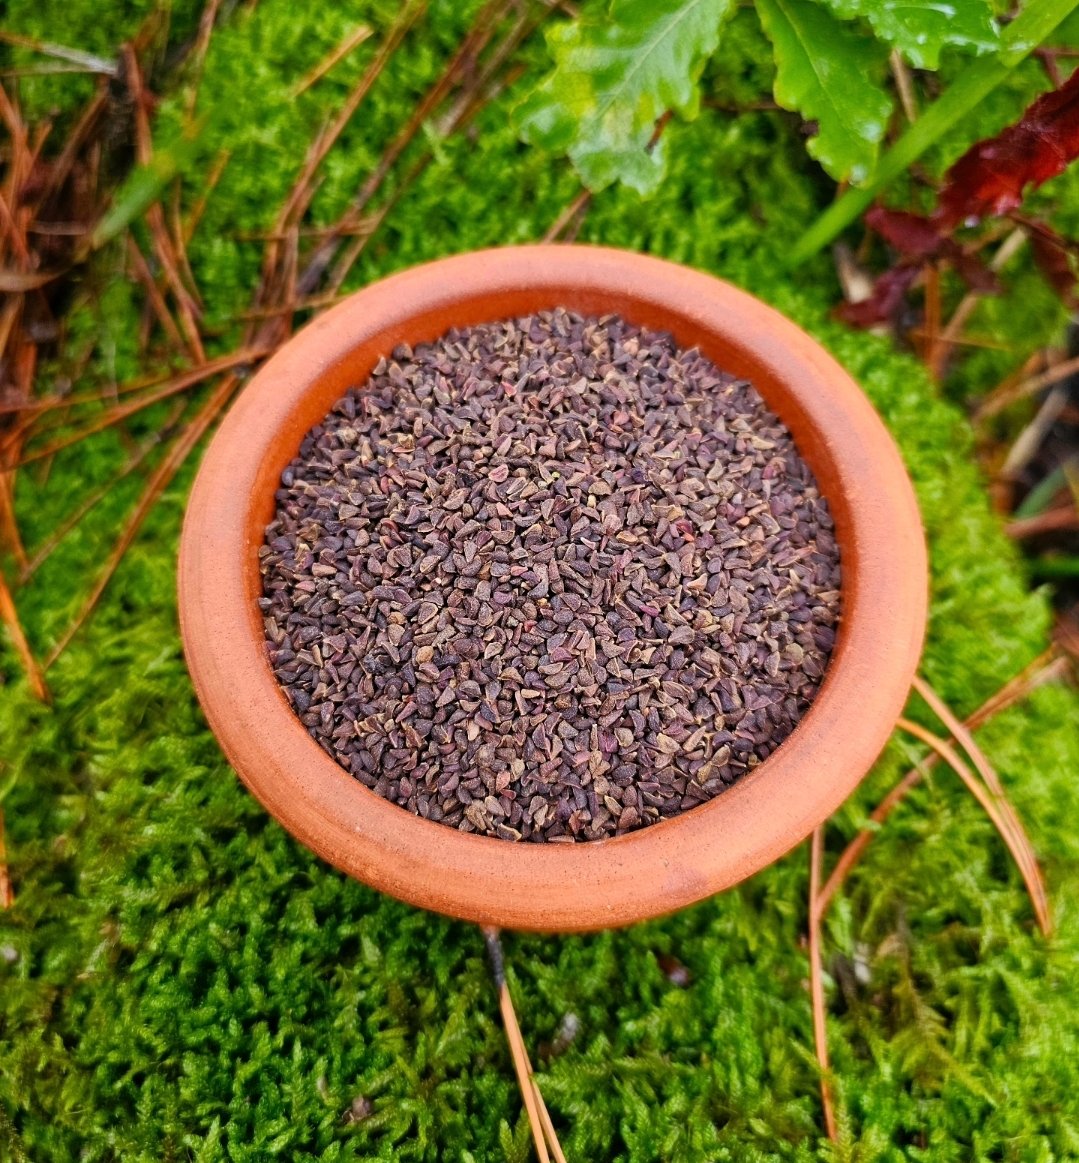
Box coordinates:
[517,0,1078,199]
[838,66,1079,326]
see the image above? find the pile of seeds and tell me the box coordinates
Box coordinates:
[259,310,841,842]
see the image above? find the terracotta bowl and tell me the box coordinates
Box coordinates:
[178,244,927,933]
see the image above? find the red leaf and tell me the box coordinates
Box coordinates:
[937,67,1079,228]
[865,207,943,258]
[836,265,919,329]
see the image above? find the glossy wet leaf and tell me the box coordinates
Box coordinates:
[516,0,733,194]
[756,0,892,184]
[820,0,1000,69]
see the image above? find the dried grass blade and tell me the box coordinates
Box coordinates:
[44,374,238,667]
[808,827,838,1142]
[896,716,1051,935]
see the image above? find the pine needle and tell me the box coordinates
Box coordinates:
[897,716,1051,935]
[819,652,1067,914]
[0,805,12,908]
[43,374,239,668]
[482,927,568,1163]
[0,569,48,701]
[911,674,1051,934]
[808,827,838,1142]
[15,349,267,464]
[290,24,374,97]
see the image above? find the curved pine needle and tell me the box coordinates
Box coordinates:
[912,674,1051,934]
[896,717,1051,935]
[818,653,1067,914]
[808,827,838,1142]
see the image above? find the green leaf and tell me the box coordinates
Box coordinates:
[756,0,893,184]
[516,0,733,194]
[821,0,1000,69]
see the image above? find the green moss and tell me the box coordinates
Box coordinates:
[2,2,1079,1160]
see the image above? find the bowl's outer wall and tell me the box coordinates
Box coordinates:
[178,246,928,932]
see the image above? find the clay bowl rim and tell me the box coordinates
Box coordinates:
[178,243,927,933]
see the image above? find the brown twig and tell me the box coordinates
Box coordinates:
[808,827,838,1142]
[818,651,1068,913]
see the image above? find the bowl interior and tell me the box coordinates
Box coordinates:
[179,245,927,932]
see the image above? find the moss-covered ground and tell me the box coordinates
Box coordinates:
[2,3,1079,1160]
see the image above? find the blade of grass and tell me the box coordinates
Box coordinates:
[789,0,1079,266]
[897,716,1051,933]
[808,827,838,1142]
